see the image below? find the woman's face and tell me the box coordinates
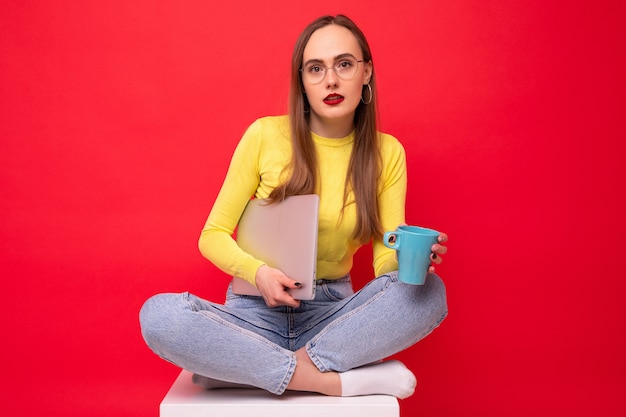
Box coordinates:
[302,24,372,138]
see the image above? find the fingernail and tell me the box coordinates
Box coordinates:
[295,282,302,287]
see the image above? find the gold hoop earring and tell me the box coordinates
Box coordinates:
[361,83,373,105]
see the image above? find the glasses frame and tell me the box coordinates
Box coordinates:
[300,57,365,85]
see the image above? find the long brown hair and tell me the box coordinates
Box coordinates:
[268,15,383,243]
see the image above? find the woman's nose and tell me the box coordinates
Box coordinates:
[325,67,339,86]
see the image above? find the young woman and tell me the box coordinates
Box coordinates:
[140,14,448,399]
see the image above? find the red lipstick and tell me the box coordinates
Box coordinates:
[323,93,344,105]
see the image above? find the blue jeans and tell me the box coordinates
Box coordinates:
[139,271,447,395]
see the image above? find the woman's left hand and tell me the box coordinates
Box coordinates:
[429,233,448,274]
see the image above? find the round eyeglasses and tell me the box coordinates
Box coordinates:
[301,57,364,85]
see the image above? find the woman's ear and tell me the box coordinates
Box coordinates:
[363,60,373,84]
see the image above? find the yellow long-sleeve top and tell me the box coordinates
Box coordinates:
[199,115,407,286]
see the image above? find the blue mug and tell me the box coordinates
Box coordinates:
[383,225,439,285]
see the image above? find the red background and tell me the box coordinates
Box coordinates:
[1,1,625,416]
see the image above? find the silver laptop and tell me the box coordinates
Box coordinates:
[232,194,319,300]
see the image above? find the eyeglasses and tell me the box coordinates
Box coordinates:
[301,56,364,85]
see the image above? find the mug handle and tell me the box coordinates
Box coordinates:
[383,231,402,250]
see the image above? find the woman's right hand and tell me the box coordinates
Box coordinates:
[254,265,301,308]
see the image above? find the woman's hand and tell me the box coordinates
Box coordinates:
[254,265,302,308]
[429,233,448,274]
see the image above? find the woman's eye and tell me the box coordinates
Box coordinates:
[307,65,322,73]
[338,60,353,69]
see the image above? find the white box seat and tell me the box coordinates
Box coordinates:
[161,370,399,417]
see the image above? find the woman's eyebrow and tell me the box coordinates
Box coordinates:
[303,53,358,66]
